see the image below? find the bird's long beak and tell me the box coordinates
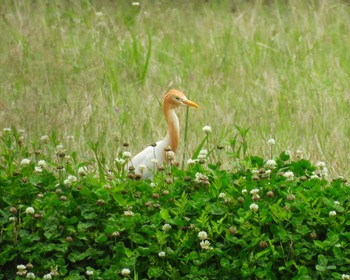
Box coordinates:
[183,99,199,108]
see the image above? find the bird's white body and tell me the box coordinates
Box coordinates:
[126,90,198,179]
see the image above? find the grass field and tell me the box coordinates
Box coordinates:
[1,0,350,176]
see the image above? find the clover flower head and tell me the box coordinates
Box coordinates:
[86,270,94,276]
[334,201,340,205]
[200,240,211,250]
[43,274,52,280]
[267,138,276,145]
[17,264,26,271]
[138,164,147,173]
[219,192,226,198]
[115,158,125,166]
[342,274,350,280]
[78,166,88,176]
[38,160,47,168]
[26,272,35,279]
[25,207,35,215]
[166,150,175,161]
[35,166,43,173]
[329,211,337,217]
[250,188,260,195]
[198,231,208,240]
[21,159,31,166]
[151,158,158,164]
[194,172,210,185]
[242,189,247,194]
[316,161,326,168]
[187,159,197,165]
[121,268,131,276]
[250,203,259,212]
[124,210,135,217]
[162,223,172,231]
[158,251,166,257]
[283,171,294,181]
[202,125,212,134]
[122,151,132,159]
[265,159,277,169]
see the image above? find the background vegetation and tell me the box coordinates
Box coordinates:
[1,0,350,176]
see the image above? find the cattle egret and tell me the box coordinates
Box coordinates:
[128,89,199,179]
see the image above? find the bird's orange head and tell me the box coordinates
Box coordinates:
[163,89,199,109]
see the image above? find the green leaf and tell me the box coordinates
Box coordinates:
[315,265,326,272]
[160,209,170,221]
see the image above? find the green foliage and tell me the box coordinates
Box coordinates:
[1,129,350,279]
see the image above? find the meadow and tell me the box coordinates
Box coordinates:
[1,0,350,279]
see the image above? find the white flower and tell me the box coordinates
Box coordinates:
[242,189,247,194]
[78,166,88,176]
[64,175,77,186]
[187,159,197,165]
[131,2,140,6]
[40,135,50,142]
[267,138,276,145]
[95,11,103,17]
[137,164,147,173]
[265,169,272,175]
[252,169,259,175]
[284,150,291,156]
[310,174,320,179]
[151,158,158,164]
[3,127,11,132]
[38,160,47,168]
[150,182,155,188]
[56,144,64,152]
[35,166,43,173]
[283,171,294,181]
[265,159,277,169]
[198,231,208,240]
[219,192,226,198]
[158,251,166,257]
[21,159,31,166]
[200,240,211,250]
[166,151,175,161]
[162,223,172,231]
[43,274,52,280]
[17,264,26,270]
[25,207,35,214]
[194,172,209,184]
[250,188,260,195]
[122,151,131,159]
[342,274,350,280]
[334,201,340,205]
[198,149,208,160]
[202,125,212,134]
[250,203,259,212]
[296,150,302,158]
[26,273,35,279]
[86,270,94,276]
[329,211,337,217]
[316,161,326,168]
[9,217,16,222]
[115,157,126,165]
[124,210,134,217]
[121,268,131,276]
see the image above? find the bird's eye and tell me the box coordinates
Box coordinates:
[175,96,181,101]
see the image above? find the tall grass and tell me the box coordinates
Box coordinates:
[1,0,350,176]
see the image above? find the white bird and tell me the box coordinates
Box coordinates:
[128,89,199,179]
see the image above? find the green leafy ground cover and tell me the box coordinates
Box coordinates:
[1,128,350,279]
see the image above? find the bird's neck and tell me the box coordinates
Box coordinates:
[163,105,179,153]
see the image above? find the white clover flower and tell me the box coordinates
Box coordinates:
[166,150,175,161]
[252,169,259,175]
[198,231,208,240]
[41,135,50,143]
[150,182,155,188]
[187,159,196,165]
[35,166,43,173]
[121,268,131,276]
[284,150,291,156]
[122,151,131,159]
[3,127,11,132]
[95,11,103,17]
[68,175,77,182]
[124,210,134,217]
[265,169,272,176]
[26,272,35,279]
[320,167,328,178]
[265,159,277,169]
[342,274,350,280]
[43,274,52,280]
[78,166,88,176]
[250,188,260,195]
[202,125,212,134]
[115,157,126,165]
[267,138,276,145]
[86,270,94,276]
[21,159,31,166]
[316,161,326,168]
[198,149,208,160]
[194,172,210,185]
[242,189,247,194]
[283,171,294,181]
[310,174,320,179]
[334,201,340,205]
[25,207,35,214]
[9,217,16,222]
[158,251,166,257]
[250,203,259,212]
[151,158,158,164]
[64,179,71,186]
[200,240,211,250]
[17,264,26,270]
[219,192,226,198]
[329,211,337,217]
[137,164,147,173]
[296,149,303,158]
[38,160,47,168]
[56,144,65,152]
[162,223,172,231]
